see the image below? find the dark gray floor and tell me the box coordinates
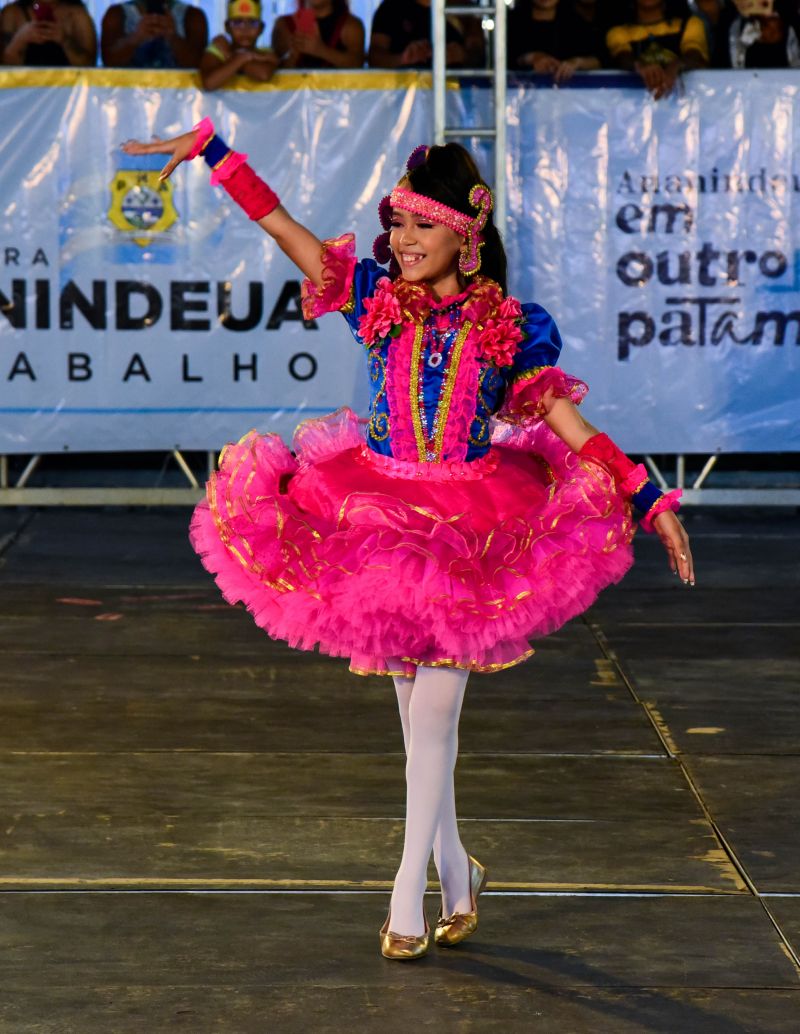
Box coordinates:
[0,506,798,1032]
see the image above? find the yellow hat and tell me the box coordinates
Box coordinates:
[227,0,261,20]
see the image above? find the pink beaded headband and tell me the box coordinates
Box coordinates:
[372,146,494,277]
[389,188,472,237]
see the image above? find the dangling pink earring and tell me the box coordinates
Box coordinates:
[459,244,479,277]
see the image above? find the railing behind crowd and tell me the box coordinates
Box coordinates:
[0,60,798,504]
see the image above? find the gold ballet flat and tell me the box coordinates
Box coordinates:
[434,854,488,947]
[379,911,430,960]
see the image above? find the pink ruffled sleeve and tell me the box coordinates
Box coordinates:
[499,365,588,424]
[301,233,357,320]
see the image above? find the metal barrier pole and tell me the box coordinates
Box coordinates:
[493,0,507,231]
[172,449,200,490]
[433,0,446,145]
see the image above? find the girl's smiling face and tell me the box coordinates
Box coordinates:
[389,208,464,294]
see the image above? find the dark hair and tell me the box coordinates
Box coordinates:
[615,0,690,21]
[299,0,350,16]
[406,143,508,295]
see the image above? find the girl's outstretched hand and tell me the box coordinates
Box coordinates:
[652,510,694,586]
[120,130,197,181]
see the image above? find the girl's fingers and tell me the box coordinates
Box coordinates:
[158,154,182,181]
[659,520,694,585]
[120,137,169,156]
[676,539,694,586]
[121,142,151,155]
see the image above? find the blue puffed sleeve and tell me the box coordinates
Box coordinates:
[499,301,588,422]
[509,303,564,383]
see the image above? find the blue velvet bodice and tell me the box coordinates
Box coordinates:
[342,260,564,461]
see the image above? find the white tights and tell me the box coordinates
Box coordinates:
[389,663,471,936]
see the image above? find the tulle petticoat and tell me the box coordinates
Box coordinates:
[189,408,634,676]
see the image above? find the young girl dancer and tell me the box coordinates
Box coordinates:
[124,124,694,960]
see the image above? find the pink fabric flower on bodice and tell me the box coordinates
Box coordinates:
[479,317,524,367]
[357,274,526,367]
[498,296,523,322]
[358,277,402,345]
[466,290,524,367]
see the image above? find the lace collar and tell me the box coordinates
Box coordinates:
[359,275,525,367]
[392,275,505,326]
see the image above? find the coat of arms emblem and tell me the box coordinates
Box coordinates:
[108,168,178,246]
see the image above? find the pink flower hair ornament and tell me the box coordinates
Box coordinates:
[372,194,400,273]
[371,145,429,264]
[406,144,429,171]
[372,195,392,264]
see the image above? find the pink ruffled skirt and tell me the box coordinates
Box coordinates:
[189,408,634,675]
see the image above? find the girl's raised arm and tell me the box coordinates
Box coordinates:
[121,123,325,287]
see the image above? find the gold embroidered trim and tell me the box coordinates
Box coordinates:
[409,319,471,463]
[341,282,356,315]
[468,417,489,448]
[433,319,471,461]
[630,475,649,496]
[468,364,497,447]
[511,364,552,385]
[350,648,536,677]
[212,149,234,173]
[368,350,390,442]
[408,322,427,462]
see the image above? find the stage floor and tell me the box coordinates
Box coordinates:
[0,506,798,1032]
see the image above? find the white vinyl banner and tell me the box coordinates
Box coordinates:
[506,70,800,454]
[0,70,432,453]
[1,69,798,453]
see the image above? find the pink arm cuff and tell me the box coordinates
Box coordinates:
[498,366,588,424]
[219,162,280,220]
[301,234,357,321]
[639,489,683,533]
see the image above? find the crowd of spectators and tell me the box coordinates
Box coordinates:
[1,0,798,96]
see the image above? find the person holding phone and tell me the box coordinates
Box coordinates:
[101,0,207,68]
[368,0,467,69]
[120,121,693,960]
[200,0,277,90]
[1,0,96,66]
[271,0,365,69]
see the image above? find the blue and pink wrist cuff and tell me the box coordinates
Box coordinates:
[189,116,280,218]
